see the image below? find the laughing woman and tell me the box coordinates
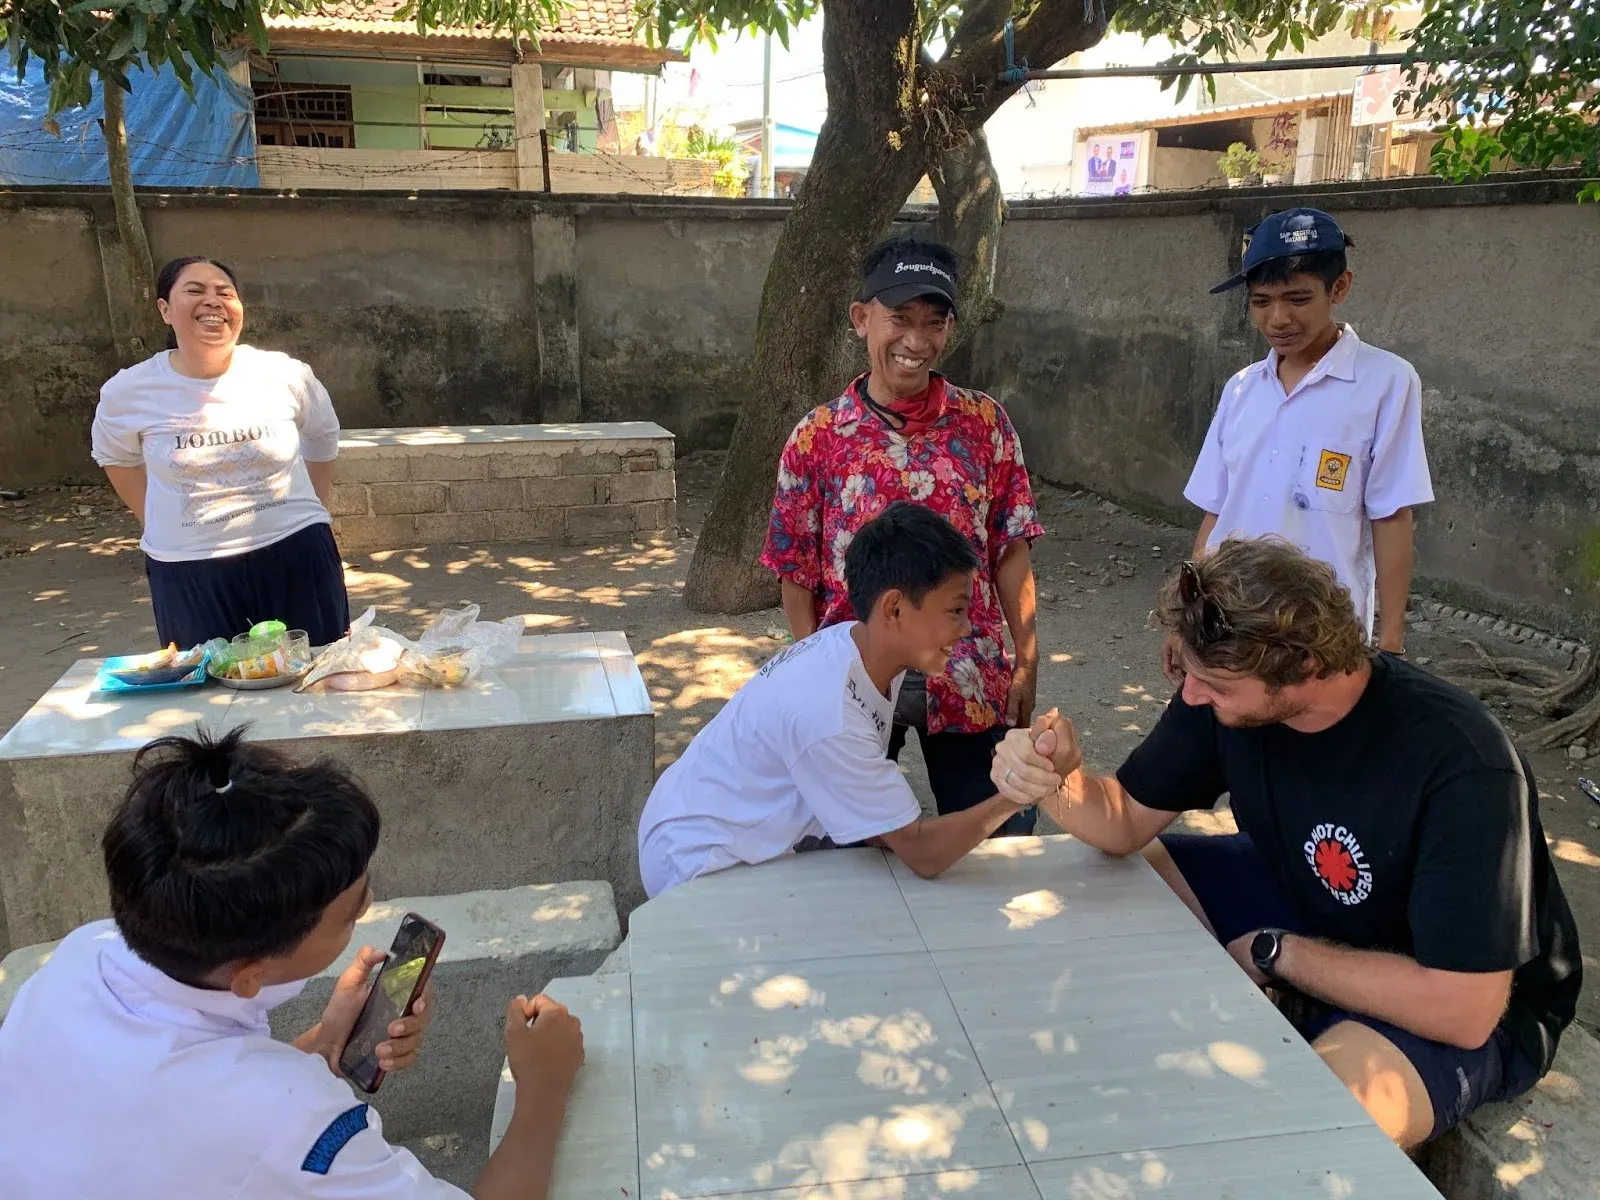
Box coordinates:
[92,257,351,648]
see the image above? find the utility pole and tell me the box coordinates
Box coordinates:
[760,32,775,198]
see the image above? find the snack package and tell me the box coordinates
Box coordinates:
[297,608,409,692]
[401,604,522,687]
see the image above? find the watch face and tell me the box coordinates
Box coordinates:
[1250,930,1277,964]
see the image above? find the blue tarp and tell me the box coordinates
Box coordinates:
[0,55,259,187]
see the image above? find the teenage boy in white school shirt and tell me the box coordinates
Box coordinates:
[1169,207,1433,682]
[638,503,1044,898]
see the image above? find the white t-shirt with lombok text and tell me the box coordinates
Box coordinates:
[92,346,341,562]
[637,621,923,897]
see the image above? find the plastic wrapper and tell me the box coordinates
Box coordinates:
[297,605,521,692]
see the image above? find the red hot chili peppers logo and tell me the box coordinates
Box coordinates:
[1303,823,1372,905]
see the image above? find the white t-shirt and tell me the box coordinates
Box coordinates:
[638,622,923,897]
[0,921,467,1199]
[92,346,341,561]
[1183,326,1434,634]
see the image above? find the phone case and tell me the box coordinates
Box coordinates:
[339,913,445,1094]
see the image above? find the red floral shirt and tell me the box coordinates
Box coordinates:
[760,374,1044,734]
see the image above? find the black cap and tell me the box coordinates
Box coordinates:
[860,245,960,314]
[1210,207,1350,294]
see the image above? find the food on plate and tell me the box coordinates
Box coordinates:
[106,643,205,687]
[311,639,407,692]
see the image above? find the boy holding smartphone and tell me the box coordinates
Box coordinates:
[0,729,584,1200]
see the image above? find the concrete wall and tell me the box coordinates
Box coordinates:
[971,175,1600,638]
[1,176,1596,631]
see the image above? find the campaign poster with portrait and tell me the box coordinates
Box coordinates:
[1082,136,1141,196]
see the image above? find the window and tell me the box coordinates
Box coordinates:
[254,83,354,149]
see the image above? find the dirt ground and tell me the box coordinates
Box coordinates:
[1,454,1595,1035]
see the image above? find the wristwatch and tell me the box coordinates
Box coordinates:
[1250,928,1289,978]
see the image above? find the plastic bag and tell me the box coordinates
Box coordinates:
[297,605,522,692]
[297,607,410,692]
[401,604,522,687]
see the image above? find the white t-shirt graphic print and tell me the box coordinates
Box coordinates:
[638,622,922,897]
[92,346,341,561]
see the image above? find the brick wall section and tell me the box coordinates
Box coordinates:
[331,423,676,552]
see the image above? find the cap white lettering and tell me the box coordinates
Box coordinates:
[894,260,956,285]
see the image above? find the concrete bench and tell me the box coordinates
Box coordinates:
[0,629,654,950]
[332,422,676,551]
[2,881,621,1191]
[1418,1023,1600,1199]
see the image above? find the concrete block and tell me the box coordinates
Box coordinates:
[487,452,562,480]
[447,479,524,513]
[564,504,636,540]
[523,475,601,508]
[334,514,421,553]
[415,513,495,545]
[328,484,372,518]
[607,470,675,504]
[490,509,565,542]
[1418,1024,1600,1199]
[408,453,490,482]
[270,882,620,1151]
[623,450,659,473]
[558,451,623,476]
[335,454,410,485]
[634,499,676,534]
[370,482,448,516]
[592,934,630,978]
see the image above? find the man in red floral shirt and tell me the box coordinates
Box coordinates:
[761,235,1045,836]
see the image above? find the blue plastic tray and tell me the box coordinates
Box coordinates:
[91,651,210,695]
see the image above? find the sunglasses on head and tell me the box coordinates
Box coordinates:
[1178,561,1234,646]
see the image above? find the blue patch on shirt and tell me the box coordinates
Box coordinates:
[301,1104,370,1175]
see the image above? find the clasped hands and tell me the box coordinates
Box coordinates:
[991,708,1083,809]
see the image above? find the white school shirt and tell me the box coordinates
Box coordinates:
[1183,326,1433,634]
[0,921,466,1200]
[91,346,341,562]
[637,621,923,897]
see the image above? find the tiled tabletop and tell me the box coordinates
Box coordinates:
[515,839,1440,1200]
[0,631,652,761]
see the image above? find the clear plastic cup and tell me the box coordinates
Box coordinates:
[280,629,313,672]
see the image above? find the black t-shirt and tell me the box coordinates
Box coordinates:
[1117,654,1582,1073]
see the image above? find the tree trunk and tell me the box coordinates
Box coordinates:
[100,75,164,365]
[683,0,1112,614]
[931,124,1007,374]
[682,1,933,614]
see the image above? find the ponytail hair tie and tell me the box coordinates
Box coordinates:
[215,778,234,796]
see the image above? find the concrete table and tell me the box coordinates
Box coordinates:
[499,838,1442,1199]
[0,631,654,949]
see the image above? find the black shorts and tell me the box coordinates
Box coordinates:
[1159,831,1543,1140]
[145,521,351,648]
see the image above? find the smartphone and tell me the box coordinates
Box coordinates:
[338,913,445,1094]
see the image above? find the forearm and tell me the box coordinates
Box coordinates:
[1039,770,1162,857]
[1192,513,1219,557]
[305,459,335,509]
[1371,508,1415,651]
[779,578,820,640]
[995,542,1038,667]
[1275,934,1506,1050]
[474,1084,569,1200]
[887,795,1024,878]
[103,466,147,525]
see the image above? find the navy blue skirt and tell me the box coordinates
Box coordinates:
[145,521,351,649]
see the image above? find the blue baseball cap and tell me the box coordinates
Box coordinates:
[1210,208,1350,294]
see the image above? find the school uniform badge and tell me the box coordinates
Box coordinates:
[302,1104,370,1175]
[1316,450,1352,491]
